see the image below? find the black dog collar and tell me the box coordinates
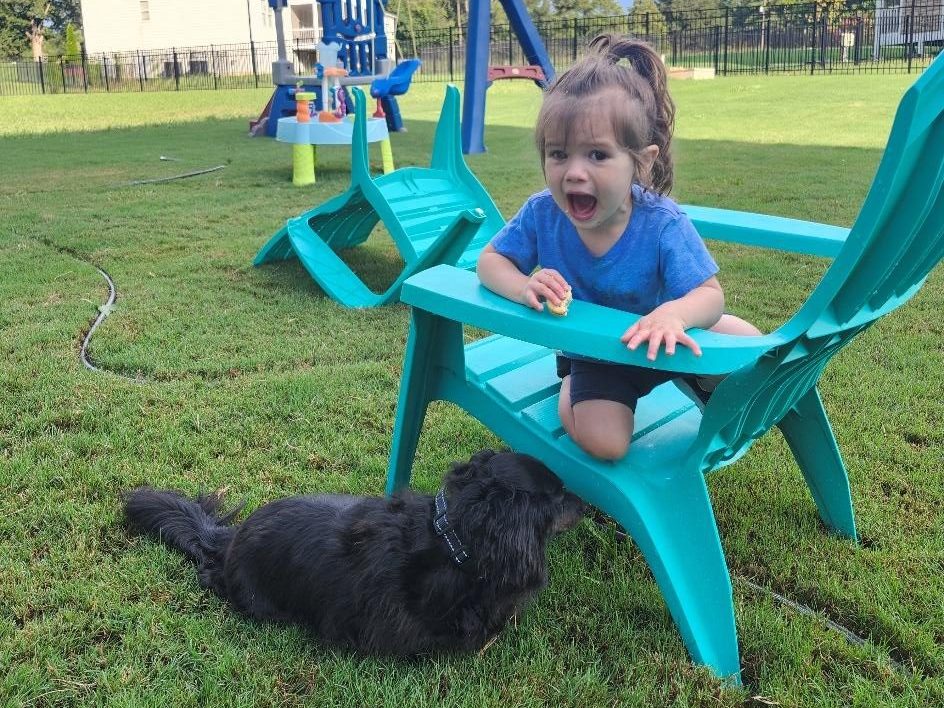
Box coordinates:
[433,488,470,566]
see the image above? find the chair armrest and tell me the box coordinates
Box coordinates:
[681,205,850,258]
[401,265,784,376]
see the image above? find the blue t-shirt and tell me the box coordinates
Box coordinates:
[490,185,718,316]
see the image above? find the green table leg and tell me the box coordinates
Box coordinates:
[292,144,315,186]
[380,138,394,174]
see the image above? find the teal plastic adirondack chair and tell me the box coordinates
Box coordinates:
[386,56,944,682]
[254,86,505,307]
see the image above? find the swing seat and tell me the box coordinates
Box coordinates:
[370,59,422,98]
[385,55,944,682]
[254,85,505,308]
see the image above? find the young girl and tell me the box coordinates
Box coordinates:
[477,34,760,462]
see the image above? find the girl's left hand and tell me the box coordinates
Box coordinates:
[620,310,703,361]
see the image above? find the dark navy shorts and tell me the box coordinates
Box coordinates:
[556,355,707,412]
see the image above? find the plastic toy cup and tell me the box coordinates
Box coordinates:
[295,91,315,123]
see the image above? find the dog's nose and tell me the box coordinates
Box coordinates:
[567,493,587,515]
[554,493,586,532]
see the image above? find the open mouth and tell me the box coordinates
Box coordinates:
[567,193,597,222]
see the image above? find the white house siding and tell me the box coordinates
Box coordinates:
[78,1,393,79]
[79,0,294,53]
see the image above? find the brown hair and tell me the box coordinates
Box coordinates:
[535,34,676,194]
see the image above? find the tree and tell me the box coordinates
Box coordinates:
[0,0,82,59]
[657,0,722,13]
[387,0,450,57]
[490,0,556,26]
[486,0,626,26]
[628,0,667,38]
[526,0,555,25]
[0,2,30,58]
[546,0,623,20]
[63,20,78,58]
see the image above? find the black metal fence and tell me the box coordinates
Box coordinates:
[413,1,944,82]
[2,2,942,96]
[0,42,283,96]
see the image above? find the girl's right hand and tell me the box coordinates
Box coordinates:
[522,268,570,312]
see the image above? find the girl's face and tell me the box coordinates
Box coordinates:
[542,94,658,242]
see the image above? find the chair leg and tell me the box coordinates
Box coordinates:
[603,465,742,684]
[386,311,464,495]
[777,386,857,539]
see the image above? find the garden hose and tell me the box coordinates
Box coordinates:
[80,265,115,375]
[125,164,226,186]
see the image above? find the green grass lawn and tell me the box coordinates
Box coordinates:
[1,73,942,707]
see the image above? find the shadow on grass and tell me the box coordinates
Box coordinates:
[1,116,888,379]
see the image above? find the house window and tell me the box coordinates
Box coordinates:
[140,1,150,21]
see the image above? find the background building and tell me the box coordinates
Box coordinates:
[75,0,394,83]
[79,0,292,53]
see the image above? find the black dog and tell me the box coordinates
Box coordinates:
[124,450,584,655]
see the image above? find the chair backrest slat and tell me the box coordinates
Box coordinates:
[696,329,857,471]
[830,114,944,323]
[692,56,944,472]
[350,87,372,186]
[871,162,944,309]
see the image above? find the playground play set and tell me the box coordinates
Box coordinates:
[253,0,554,153]
[251,0,420,136]
[249,47,944,682]
[259,0,556,207]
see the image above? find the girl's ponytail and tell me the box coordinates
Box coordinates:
[589,34,676,194]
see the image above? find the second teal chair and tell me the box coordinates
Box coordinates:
[254,86,505,307]
[385,56,944,682]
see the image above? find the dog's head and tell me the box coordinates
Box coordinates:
[443,450,585,592]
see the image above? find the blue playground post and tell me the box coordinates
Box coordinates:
[462,0,554,154]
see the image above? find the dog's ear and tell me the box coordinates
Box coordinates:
[463,488,551,593]
[468,449,498,466]
[453,458,553,593]
[445,449,554,592]
[444,449,498,489]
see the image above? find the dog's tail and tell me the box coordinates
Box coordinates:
[123,487,242,572]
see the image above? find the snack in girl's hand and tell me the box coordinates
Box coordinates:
[547,288,573,316]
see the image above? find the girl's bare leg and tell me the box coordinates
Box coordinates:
[712,314,762,336]
[558,316,759,461]
[559,376,634,461]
